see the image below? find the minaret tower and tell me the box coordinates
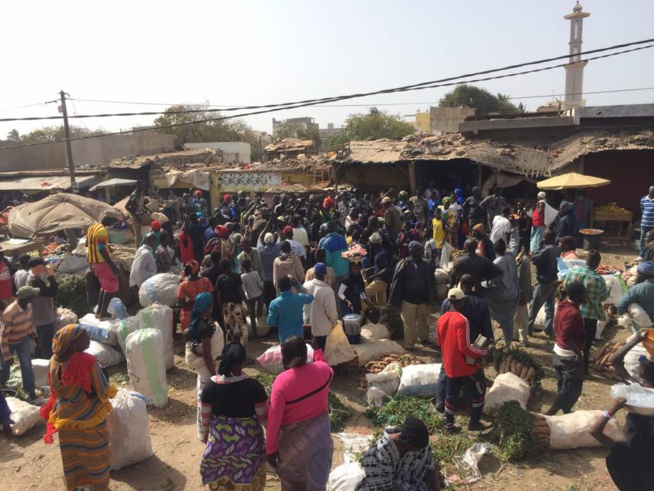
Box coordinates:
[563,2,590,109]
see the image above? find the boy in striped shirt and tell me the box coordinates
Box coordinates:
[640,186,654,257]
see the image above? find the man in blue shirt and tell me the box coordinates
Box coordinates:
[318,221,349,315]
[617,261,654,324]
[639,186,654,257]
[268,276,314,343]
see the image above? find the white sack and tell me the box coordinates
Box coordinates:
[397,363,441,398]
[54,308,78,332]
[328,463,365,491]
[32,359,50,388]
[366,363,402,403]
[186,325,225,370]
[624,333,649,384]
[360,323,389,342]
[257,344,315,374]
[117,316,140,355]
[85,340,124,368]
[628,303,652,329]
[483,373,531,415]
[602,275,623,306]
[126,329,168,407]
[138,273,180,308]
[107,389,154,470]
[545,410,624,450]
[353,340,404,367]
[6,397,43,436]
[79,313,120,347]
[324,323,358,367]
[139,304,175,370]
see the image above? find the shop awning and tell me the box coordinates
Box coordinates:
[0,174,99,192]
[89,178,138,192]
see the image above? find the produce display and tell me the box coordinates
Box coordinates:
[491,401,545,462]
[589,342,624,381]
[596,264,621,275]
[593,205,630,214]
[358,353,423,388]
[364,394,441,433]
[492,347,544,389]
[55,274,90,318]
[530,412,552,448]
[579,228,604,235]
[341,243,367,262]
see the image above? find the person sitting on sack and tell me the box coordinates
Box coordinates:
[616,261,654,326]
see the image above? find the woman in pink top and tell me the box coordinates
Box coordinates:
[266,336,334,490]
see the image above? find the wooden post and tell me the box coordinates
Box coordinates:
[409,162,417,195]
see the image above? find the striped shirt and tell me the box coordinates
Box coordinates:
[87,223,109,264]
[642,195,654,228]
[1,300,34,361]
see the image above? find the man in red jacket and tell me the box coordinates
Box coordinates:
[547,282,588,415]
[437,288,490,434]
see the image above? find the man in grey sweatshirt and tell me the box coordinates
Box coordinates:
[25,257,58,360]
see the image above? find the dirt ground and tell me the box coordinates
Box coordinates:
[0,245,640,491]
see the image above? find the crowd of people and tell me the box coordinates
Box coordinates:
[1,181,653,490]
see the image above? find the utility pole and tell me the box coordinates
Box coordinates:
[59,90,77,193]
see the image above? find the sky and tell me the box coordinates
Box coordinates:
[1,0,653,142]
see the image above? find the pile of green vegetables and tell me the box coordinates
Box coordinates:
[490,400,544,462]
[252,372,350,432]
[55,275,89,318]
[364,394,442,433]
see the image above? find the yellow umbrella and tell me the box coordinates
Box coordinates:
[537,172,611,191]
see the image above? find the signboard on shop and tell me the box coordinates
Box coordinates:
[219,172,282,192]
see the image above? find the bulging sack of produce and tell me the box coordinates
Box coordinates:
[360,323,389,342]
[397,363,442,398]
[139,304,174,370]
[54,308,78,332]
[185,325,225,370]
[85,340,124,368]
[32,359,50,388]
[324,322,358,367]
[483,373,531,415]
[126,328,168,407]
[327,462,366,491]
[6,397,43,436]
[257,344,314,374]
[108,297,128,320]
[107,389,154,470]
[602,275,624,306]
[545,410,624,449]
[628,303,652,329]
[353,339,404,367]
[624,333,649,384]
[138,273,180,308]
[366,362,402,403]
[117,316,140,355]
[78,313,120,347]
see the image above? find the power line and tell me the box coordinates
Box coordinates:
[1,41,653,150]
[1,37,653,124]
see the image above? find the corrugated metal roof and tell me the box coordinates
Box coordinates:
[346,140,407,163]
[0,174,99,192]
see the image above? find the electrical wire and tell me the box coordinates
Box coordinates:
[1,37,653,124]
[1,40,653,149]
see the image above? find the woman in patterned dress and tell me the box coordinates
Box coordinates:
[178,260,214,331]
[199,342,269,490]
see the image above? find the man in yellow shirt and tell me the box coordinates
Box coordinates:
[87,218,120,320]
[431,208,446,253]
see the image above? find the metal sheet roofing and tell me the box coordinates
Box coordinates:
[89,178,138,191]
[0,174,99,192]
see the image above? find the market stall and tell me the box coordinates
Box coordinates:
[591,205,633,246]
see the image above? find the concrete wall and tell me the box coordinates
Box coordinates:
[184,142,251,164]
[430,107,476,133]
[0,132,177,171]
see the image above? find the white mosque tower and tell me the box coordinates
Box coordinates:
[563,1,591,109]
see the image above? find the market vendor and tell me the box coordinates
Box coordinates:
[616,261,654,325]
[86,218,120,320]
[591,329,654,491]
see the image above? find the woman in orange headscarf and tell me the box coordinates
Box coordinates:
[178,260,215,331]
[40,325,117,491]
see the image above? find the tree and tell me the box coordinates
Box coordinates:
[439,85,520,115]
[153,104,263,161]
[6,129,19,141]
[19,125,106,143]
[333,107,414,148]
[273,121,321,146]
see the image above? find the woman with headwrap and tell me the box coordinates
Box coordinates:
[556,201,579,243]
[267,336,334,490]
[355,415,440,491]
[177,260,214,331]
[616,261,654,324]
[40,325,117,491]
[198,343,269,490]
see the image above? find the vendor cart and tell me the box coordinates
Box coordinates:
[591,209,633,246]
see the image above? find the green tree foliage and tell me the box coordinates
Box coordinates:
[334,108,414,148]
[6,129,20,141]
[439,85,520,115]
[19,125,106,143]
[153,104,262,161]
[273,121,321,146]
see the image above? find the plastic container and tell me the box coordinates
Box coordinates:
[343,314,362,336]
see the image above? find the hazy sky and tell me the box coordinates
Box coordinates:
[1,0,653,140]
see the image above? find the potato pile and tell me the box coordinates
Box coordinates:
[590,342,624,381]
[493,348,542,390]
[358,353,423,388]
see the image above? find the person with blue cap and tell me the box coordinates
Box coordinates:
[616,261,654,325]
[303,262,338,352]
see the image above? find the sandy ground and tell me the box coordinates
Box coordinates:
[0,245,640,491]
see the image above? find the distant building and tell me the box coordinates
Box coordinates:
[319,123,343,151]
[184,142,251,164]
[272,117,319,137]
[429,107,476,133]
[265,138,317,159]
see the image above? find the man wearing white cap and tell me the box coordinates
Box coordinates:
[530,192,547,252]
[257,221,282,311]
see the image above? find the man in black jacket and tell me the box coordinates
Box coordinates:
[528,229,561,338]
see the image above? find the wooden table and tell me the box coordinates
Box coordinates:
[591,210,633,246]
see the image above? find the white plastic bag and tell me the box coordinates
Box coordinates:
[126,328,168,407]
[624,333,648,384]
[459,443,492,482]
[328,463,365,491]
[611,383,654,409]
[628,303,652,329]
[602,275,624,306]
[545,410,625,449]
[360,323,390,342]
[185,326,225,370]
[324,323,358,367]
[353,340,404,367]
[440,241,453,266]
[338,433,375,463]
[54,308,78,332]
[138,273,180,308]
[139,304,174,370]
[31,359,50,388]
[366,362,402,403]
[366,386,393,408]
[107,389,154,470]
[79,313,120,347]
[117,316,140,355]
[397,363,441,398]
[595,319,608,340]
[85,340,124,368]
[257,344,315,374]
[6,397,43,436]
[483,373,531,415]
